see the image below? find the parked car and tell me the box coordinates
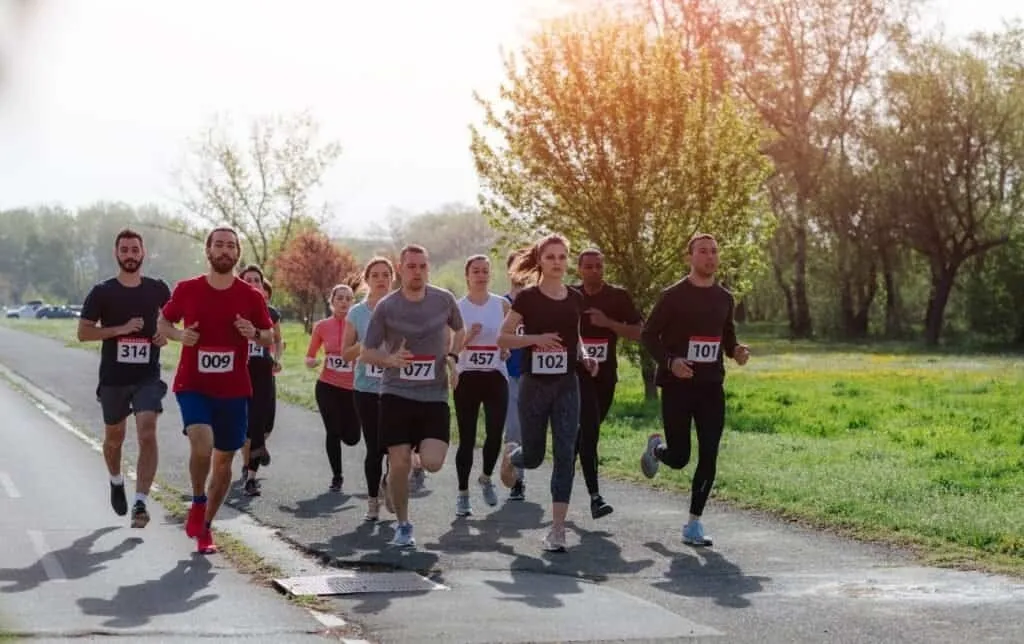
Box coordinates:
[35,305,79,319]
[5,300,45,319]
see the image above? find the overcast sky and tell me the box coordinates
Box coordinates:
[0,0,1019,237]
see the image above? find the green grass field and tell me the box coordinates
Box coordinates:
[4,317,1023,575]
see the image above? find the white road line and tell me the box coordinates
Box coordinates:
[26,530,67,582]
[0,471,20,498]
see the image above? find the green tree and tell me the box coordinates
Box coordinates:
[471,9,772,398]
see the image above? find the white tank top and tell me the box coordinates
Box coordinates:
[456,293,508,377]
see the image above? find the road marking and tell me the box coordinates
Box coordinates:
[26,530,67,582]
[0,471,20,498]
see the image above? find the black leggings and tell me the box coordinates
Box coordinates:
[247,363,276,472]
[353,390,386,498]
[576,372,616,495]
[454,370,508,490]
[314,380,361,478]
[657,380,726,517]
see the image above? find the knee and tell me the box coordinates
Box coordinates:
[522,450,544,470]
[389,450,412,472]
[137,428,158,449]
[104,424,126,443]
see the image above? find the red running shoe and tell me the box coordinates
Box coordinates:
[197,528,217,554]
[186,502,206,538]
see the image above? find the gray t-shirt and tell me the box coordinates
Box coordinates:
[364,284,464,403]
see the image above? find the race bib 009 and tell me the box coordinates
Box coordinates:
[325,354,354,373]
[532,347,567,375]
[400,356,436,381]
[117,337,151,364]
[582,338,609,363]
[198,348,235,374]
[686,336,721,363]
[463,345,500,370]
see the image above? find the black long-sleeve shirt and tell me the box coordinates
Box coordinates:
[641,277,738,386]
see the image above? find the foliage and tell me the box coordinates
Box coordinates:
[273,230,359,334]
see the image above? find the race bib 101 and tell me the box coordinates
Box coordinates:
[325,354,354,373]
[198,348,235,374]
[117,337,151,364]
[686,336,721,363]
[582,338,609,363]
[248,340,263,358]
[463,345,500,370]
[532,347,567,375]
[400,356,436,381]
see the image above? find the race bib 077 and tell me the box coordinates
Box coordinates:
[582,338,609,363]
[686,336,721,363]
[325,354,354,373]
[117,337,151,364]
[400,356,436,381]
[198,348,235,374]
[463,345,500,370]
[532,347,567,375]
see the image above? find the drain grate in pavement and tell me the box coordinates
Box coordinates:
[273,570,448,597]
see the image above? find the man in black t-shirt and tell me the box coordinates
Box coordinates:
[571,249,644,519]
[78,229,171,529]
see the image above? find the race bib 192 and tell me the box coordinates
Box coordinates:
[198,348,235,374]
[532,347,567,375]
[463,345,500,370]
[400,356,436,381]
[117,337,151,364]
[686,336,721,363]
[582,338,609,363]
[248,340,263,358]
[325,354,354,373]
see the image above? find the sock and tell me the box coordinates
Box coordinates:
[193,494,207,504]
[110,474,124,485]
[135,493,148,505]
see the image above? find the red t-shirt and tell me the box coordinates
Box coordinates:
[306,316,354,390]
[162,275,274,398]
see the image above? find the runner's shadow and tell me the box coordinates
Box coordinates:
[643,541,769,609]
[277,490,354,520]
[424,500,545,556]
[484,552,587,609]
[77,555,217,627]
[0,527,141,593]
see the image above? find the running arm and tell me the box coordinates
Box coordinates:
[272,322,284,362]
[640,291,671,368]
[341,321,361,362]
[77,317,135,342]
[157,313,184,343]
[497,310,536,349]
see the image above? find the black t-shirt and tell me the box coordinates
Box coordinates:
[81,277,172,386]
[247,306,281,368]
[511,286,584,378]
[571,282,643,379]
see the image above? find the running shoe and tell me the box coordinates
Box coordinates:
[590,495,614,519]
[110,481,128,516]
[479,477,498,507]
[682,520,713,547]
[390,522,415,548]
[185,501,206,538]
[542,526,567,553]
[455,495,473,517]
[640,433,664,479]
[130,500,150,528]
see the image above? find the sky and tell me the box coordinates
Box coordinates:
[0,0,1020,238]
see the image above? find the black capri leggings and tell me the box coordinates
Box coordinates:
[454,370,508,490]
[314,380,361,478]
[246,362,276,472]
[353,390,386,498]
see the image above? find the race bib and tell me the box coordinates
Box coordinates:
[464,345,500,370]
[117,337,151,364]
[198,348,235,374]
[363,360,384,379]
[582,338,609,363]
[687,336,721,363]
[532,347,567,375]
[325,354,354,373]
[515,324,525,336]
[400,356,436,381]
[248,340,263,357]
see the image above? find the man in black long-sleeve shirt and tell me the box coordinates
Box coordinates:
[638,233,750,547]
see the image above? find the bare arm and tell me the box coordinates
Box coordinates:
[77,318,130,342]
[342,321,361,362]
[609,320,643,342]
[498,310,538,349]
[272,322,283,361]
[157,313,184,343]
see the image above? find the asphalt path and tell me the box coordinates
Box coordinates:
[1,324,1022,643]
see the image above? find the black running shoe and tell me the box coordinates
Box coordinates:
[243,477,261,497]
[590,495,614,519]
[131,500,150,528]
[329,475,343,492]
[110,482,128,516]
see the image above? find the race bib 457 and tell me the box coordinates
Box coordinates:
[463,345,500,369]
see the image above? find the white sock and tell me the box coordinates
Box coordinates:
[135,493,147,505]
[110,474,124,485]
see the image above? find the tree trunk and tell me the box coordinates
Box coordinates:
[923,262,957,347]
[882,256,902,339]
[771,252,797,337]
[792,220,813,338]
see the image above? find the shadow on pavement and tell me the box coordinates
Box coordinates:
[0,526,141,593]
[276,490,355,520]
[644,541,770,608]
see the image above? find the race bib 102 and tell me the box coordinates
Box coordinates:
[400,356,436,381]
[463,345,500,370]
[198,348,235,374]
[117,337,151,364]
[686,336,721,363]
[248,340,263,358]
[325,354,354,373]
[582,338,609,363]
[532,347,567,375]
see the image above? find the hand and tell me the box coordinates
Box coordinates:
[119,317,144,335]
[449,367,459,390]
[670,357,694,379]
[532,332,562,351]
[467,322,483,342]
[500,348,510,361]
[152,332,168,348]
[734,344,751,366]
[272,360,283,374]
[386,338,414,369]
[305,357,319,369]
[234,314,256,339]
[181,322,200,347]
[582,356,599,377]
[585,308,612,328]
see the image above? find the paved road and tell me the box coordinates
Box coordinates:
[2,324,1023,643]
[0,373,338,642]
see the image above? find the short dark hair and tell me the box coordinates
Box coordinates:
[577,248,602,264]
[206,225,239,249]
[399,244,428,262]
[687,233,717,254]
[114,228,143,248]
[238,263,264,281]
[262,279,273,299]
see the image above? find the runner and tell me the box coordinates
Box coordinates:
[572,249,644,519]
[239,265,283,496]
[452,254,509,516]
[638,233,750,547]
[305,284,361,492]
[343,257,395,520]
[158,225,275,554]
[78,228,171,528]
[502,254,527,501]
[498,234,599,552]
[361,244,464,547]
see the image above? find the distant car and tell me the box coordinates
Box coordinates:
[35,306,78,319]
[5,300,45,319]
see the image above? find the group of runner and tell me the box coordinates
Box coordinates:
[79,225,749,554]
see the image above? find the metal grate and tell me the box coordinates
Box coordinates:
[273,570,448,597]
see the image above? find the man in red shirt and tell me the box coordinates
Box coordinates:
[158,226,274,554]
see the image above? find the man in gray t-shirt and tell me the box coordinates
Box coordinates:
[361,244,465,548]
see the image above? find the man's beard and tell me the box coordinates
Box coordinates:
[210,254,238,275]
[118,259,141,273]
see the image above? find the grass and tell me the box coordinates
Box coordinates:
[4,317,1024,576]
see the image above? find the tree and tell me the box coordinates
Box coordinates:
[871,29,1024,345]
[174,111,342,271]
[471,9,772,399]
[273,230,358,334]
